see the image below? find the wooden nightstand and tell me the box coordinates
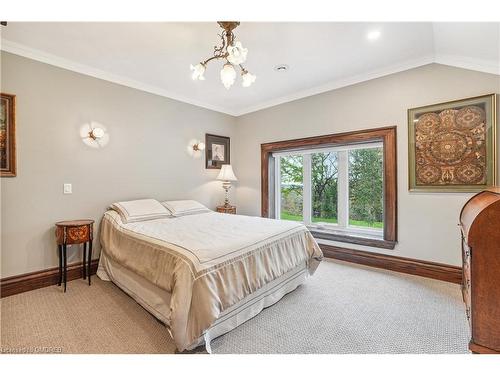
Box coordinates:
[216,205,236,214]
[55,219,94,292]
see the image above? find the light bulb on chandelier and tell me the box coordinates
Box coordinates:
[220,63,236,89]
[241,70,256,88]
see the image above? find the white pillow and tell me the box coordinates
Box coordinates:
[110,199,172,223]
[161,200,211,217]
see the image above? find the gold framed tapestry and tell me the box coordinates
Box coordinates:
[408,94,497,192]
[1,93,16,177]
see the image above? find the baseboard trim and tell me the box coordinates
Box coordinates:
[320,244,462,284]
[1,246,461,297]
[1,259,99,298]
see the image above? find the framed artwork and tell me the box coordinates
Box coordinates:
[205,133,230,169]
[408,94,497,192]
[1,93,16,177]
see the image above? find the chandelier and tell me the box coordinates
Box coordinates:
[190,21,256,89]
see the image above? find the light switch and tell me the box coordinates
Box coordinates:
[63,183,72,194]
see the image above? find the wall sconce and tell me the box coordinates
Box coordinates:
[80,122,109,148]
[187,139,205,158]
[88,127,105,140]
[192,141,205,152]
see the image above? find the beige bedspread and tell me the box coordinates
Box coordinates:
[100,210,323,351]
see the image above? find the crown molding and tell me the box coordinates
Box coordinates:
[233,55,436,116]
[434,53,500,76]
[0,39,238,116]
[1,39,498,118]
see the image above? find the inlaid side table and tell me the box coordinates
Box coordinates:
[55,219,94,292]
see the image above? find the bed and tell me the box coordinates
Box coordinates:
[96,200,323,352]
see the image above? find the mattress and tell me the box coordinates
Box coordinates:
[98,210,323,351]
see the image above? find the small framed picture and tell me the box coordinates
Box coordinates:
[205,133,230,169]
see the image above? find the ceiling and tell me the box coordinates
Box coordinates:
[1,22,499,116]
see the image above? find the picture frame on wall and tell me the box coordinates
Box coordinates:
[1,93,16,177]
[205,133,230,169]
[408,93,497,192]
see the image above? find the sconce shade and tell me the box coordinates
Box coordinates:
[193,141,205,151]
[93,127,105,138]
[217,165,237,181]
[89,127,105,140]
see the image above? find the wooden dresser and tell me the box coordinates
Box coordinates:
[459,187,500,354]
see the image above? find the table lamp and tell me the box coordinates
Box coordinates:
[217,165,237,208]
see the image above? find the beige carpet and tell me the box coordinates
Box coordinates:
[0,259,470,354]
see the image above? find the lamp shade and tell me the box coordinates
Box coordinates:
[217,165,238,181]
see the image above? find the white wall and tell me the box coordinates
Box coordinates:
[233,64,500,266]
[0,52,236,278]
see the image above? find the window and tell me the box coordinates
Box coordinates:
[275,143,383,234]
[348,147,384,229]
[311,151,338,225]
[278,155,303,221]
[261,127,397,249]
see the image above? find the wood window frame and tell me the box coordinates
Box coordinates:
[261,126,397,249]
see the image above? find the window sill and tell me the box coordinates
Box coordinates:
[309,229,396,250]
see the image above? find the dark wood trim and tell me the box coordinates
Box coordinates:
[311,231,396,249]
[469,341,500,354]
[261,126,398,245]
[320,244,462,284]
[1,259,99,298]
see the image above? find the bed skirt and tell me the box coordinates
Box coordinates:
[97,251,308,352]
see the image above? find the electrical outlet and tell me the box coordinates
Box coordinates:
[63,183,72,194]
